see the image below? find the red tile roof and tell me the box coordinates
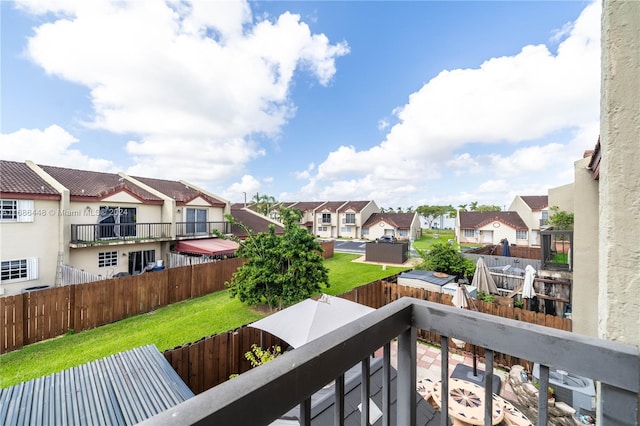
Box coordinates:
[520,196,548,211]
[133,176,225,207]
[287,201,327,212]
[338,201,371,213]
[315,201,347,213]
[39,164,163,203]
[0,160,60,199]
[459,211,528,230]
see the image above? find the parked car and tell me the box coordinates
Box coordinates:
[377,235,397,243]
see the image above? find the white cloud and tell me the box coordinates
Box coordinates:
[0,125,117,171]
[16,0,348,184]
[301,1,600,207]
[222,175,262,203]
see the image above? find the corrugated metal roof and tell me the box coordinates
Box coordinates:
[0,345,193,426]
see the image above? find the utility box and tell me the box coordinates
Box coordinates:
[365,241,409,264]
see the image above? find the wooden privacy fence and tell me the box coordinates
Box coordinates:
[0,258,246,354]
[163,326,286,395]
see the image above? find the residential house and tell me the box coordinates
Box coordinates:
[0,161,62,295]
[361,212,421,242]
[507,195,548,246]
[455,211,529,246]
[286,201,327,234]
[334,200,379,239]
[0,161,274,295]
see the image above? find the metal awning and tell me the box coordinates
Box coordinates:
[174,238,239,256]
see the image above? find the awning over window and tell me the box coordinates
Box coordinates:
[174,238,239,256]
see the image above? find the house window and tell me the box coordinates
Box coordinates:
[516,230,528,240]
[344,213,356,224]
[341,227,352,233]
[186,208,207,234]
[98,251,118,268]
[128,250,155,274]
[362,228,369,236]
[322,213,331,224]
[463,229,475,238]
[318,226,327,232]
[399,229,408,237]
[1,258,38,283]
[1,199,34,222]
[98,206,136,239]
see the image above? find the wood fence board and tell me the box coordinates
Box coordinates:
[203,337,216,390]
[217,333,229,384]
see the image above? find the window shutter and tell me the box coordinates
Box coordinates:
[17,200,34,222]
[27,258,39,280]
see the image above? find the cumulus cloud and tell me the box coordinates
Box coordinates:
[0,125,117,171]
[14,0,348,184]
[298,1,600,207]
[222,175,262,203]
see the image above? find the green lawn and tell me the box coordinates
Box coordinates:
[0,254,411,388]
[412,228,455,252]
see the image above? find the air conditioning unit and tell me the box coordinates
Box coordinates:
[533,364,596,417]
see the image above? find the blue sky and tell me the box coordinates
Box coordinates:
[1,0,599,210]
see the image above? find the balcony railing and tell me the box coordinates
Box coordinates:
[70,223,172,246]
[175,221,231,238]
[139,298,639,426]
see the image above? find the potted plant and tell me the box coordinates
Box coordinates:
[534,380,555,400]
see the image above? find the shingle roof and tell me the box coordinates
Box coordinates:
[39,164,163,203]
[288,201,327,212]
[230,208,284,238]
[520,196,548,211]
[0,345,194,426]
[316,201,347,212]
[339,200,371,213]
[133,176,225,207]
[458,211,528,230]
[362,212,416,229]
[0,160,60,198]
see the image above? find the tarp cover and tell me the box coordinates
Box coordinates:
[174,238,239,256]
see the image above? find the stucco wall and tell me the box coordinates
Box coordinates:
[572,157,599,337]
[599,0,640,348]
[0,199,60,295]
[69,242,162,277]
[548,183,574,213]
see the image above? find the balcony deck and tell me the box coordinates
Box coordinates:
[139,298,639,426]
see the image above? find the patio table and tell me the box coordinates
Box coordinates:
[431,377,505,426]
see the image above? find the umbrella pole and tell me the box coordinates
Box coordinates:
[461,284,479,376]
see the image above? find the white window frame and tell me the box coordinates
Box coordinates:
[98,251,119,268]
[1,258,38,283]
[399,229,408,237]
[1,199,34,222]
[344,213,356,224]
[463,229,475,238]
[516,230,528,240]
[318,226,327,232]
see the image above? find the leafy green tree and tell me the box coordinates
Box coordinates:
[416,205,456,229]
[548,206,574,230]
[223,207,329,311]
[251,193,277,217]
[416,243,475,279]
[476,204,502,212]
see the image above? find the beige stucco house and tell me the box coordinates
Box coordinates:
[361,212,421,242]
[455,211,529,246]
[508,195,548,246]
[0,161,233,296]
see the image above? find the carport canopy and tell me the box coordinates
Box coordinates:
[174,238,239,256]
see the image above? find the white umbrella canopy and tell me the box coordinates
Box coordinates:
[452,285,468,309]
[471,257,499,294]
[522,265,537,299]
[249,294,375,348]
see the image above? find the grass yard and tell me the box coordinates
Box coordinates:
[0,253,410,388]
[412,228,455,252]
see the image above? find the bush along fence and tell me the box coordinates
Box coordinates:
[166,277,571,395]
[0,258,246,354]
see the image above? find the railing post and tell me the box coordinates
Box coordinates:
[599,383,638,425]
[382,343,391,426]
[537,364,549,426]
[361,357,370,426]
[484,350,494,426]
[299,397,311,426]
[440,336,449,426]
[334,374,345,426]
[397,326,416,426]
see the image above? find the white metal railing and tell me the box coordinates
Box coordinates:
[139,298,639,426]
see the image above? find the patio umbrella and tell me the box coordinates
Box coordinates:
[501,238,511,257]
[452,285,468,309]
[471,257,499,294]
[522,264,537,309]
[249,294,374,348]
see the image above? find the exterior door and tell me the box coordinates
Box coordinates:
[482,231,493,244]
